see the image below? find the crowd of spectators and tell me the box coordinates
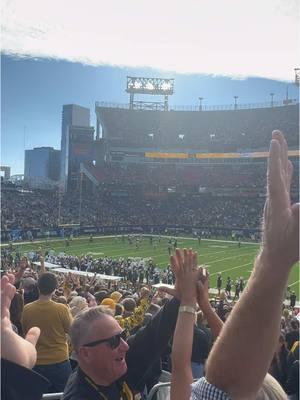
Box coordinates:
[1,247,299,398]
[98,104,299,150]
[1,189,266,232]
[2,160,298,233]
[86,160,299,189]
[1,190,59,230]
[1,132,299,400]
[1,246,175,287]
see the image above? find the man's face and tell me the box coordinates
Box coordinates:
[79,315,129,385]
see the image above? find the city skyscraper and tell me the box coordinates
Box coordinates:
[60,104,94,191]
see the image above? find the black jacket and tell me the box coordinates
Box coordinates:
[191,325,212,364]
[1,358,49,400]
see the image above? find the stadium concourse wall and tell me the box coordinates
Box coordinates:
[1,224,260,243]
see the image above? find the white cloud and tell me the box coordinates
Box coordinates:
[2,0,299,80]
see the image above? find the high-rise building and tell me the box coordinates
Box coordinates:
[24,147,61,186]
[60,105,95,191]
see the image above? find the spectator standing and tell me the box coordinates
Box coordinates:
[269,333,289,390]
[9,291,24,336]
[22,272,73,393]
[285,319,299,350]
[63,272,182,399]
[290,291,297,308]
[216,273,222,295]
[233,279,241,300]
[225,277,232,298]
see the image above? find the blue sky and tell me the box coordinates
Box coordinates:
[1,0,299,175]
[1,55,299,175]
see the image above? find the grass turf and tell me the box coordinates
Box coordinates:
[3,235,299,296]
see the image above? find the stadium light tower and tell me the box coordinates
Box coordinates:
[234,96,239,110]
[198,97,204,111]
[294,68,300,86]
[283,86,292,105]
[270,93,275,108]
[126,77,174,111]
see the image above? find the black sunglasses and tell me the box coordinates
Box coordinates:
[83,330,127,349]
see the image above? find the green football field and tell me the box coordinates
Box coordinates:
[3,235,299,296]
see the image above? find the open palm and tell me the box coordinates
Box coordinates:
[1,274,40,369]
[263,131,299,268]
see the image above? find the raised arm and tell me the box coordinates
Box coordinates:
[197,270,223,340]
[1,274,49,399]
[14,257,28,283]
[171,249,199,400]
[38,256,46,275]
[205,131,299,399]
[1,273,40,368]
[125,260,189,392]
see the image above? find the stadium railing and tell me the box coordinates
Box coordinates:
[147,382,171,400]
[41,380,197,399]
[95,99,298,111]
[42,394,63,399]
[40,386,170,400]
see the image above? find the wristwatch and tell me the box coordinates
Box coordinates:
[179,305,196,315]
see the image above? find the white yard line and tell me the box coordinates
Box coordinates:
[148,235,261,246]
[210,262,253,276]
[206,252,255,265]
[0,235,122,247]
[289,280,300,288]
[1,234,260,248]
[203,248,255,257]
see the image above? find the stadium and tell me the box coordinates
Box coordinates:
[2,77,300,288]
[1,76,299,399]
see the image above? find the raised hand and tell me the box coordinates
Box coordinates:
[262,130,299,268]
[160,248,199,303]
[204,131,299,400]
[196,267,209,307]
[170,249,199,400]
[39,255,46,274]
[172,248,199,306]
[1,274,40,369]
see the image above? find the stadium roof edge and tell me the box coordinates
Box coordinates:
[95,100,299,112]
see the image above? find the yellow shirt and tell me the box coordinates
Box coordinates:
[22,300,73,365]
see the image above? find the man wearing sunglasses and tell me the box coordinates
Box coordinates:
[63,287,181,400]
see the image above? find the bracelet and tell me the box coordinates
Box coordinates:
[179,305,196,315]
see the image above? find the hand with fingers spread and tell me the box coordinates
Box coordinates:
[1,273,40,369]
[262,130,299,268]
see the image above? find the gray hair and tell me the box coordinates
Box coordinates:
[69,296,88,317]
[69,306,113,353]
